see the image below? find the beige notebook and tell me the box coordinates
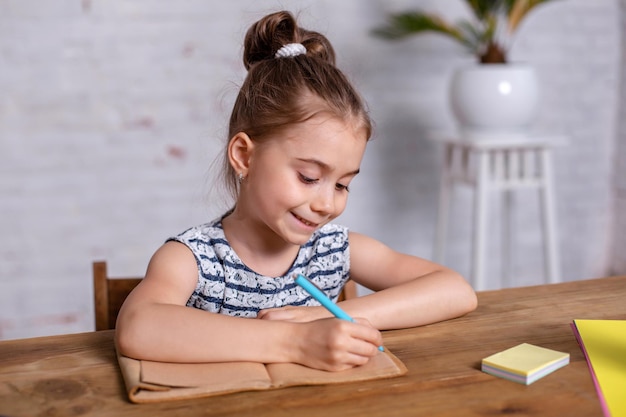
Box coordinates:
[118,350,407,403]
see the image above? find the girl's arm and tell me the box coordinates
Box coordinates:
[115,241,382,371]
[258,232,476,329]
[341,232,477,330]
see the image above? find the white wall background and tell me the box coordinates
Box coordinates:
[0,0,623,340]
[614,0,626,275]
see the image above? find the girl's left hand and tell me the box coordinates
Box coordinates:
[257,305,330,323]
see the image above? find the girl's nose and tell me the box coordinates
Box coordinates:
[310,186,335,214]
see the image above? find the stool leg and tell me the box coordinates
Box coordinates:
[434,144,452,263]
[502,189,512,287]
[539,149,561,283]
[472,151,490,290]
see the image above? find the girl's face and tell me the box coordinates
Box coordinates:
[242,115,367,246]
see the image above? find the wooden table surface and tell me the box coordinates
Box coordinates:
[1,276,624,417]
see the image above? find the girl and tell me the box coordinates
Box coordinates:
[116,10,477,372]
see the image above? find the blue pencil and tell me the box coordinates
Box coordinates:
[294,273,384,352]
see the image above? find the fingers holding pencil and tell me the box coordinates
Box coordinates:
[292,317,383,372]
[293,274,385,352]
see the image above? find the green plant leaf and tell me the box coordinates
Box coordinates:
[507,0,557,33]
[465,0,504,21]
[372,13,467,42]
[372,0,558,62]
[457,20,486,52]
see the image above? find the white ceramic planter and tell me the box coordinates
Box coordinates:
[449,64,539,139]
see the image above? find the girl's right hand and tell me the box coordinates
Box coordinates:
[292,317,383,372]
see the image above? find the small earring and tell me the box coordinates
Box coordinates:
[237,173,245,184]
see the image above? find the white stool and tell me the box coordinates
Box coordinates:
[432,134,565,290]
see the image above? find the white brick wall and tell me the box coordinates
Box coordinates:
[0,0,622,340]
[613,0,626,274]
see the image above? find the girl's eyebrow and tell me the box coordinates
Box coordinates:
[297,158,360,176]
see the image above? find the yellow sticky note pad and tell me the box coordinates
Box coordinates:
[482,343,569,385]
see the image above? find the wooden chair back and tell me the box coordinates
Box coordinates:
[337,279,357,302]
[93,261,142,331]
[93,261,358,331]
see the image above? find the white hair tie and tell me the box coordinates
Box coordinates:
[275,43,306,59]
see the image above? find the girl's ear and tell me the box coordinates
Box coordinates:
[227,132,254,175]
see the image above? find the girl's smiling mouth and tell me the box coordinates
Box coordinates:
[292,213,319,228]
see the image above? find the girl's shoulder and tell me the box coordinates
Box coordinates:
[167,217,227,257]
[174,217,224,241]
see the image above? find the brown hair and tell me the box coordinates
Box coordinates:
[221,10,372,198]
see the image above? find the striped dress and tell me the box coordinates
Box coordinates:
[168,216,350,317]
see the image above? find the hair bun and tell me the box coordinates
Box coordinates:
[243,11,336,70]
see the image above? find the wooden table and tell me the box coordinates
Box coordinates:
[1,276,624,417]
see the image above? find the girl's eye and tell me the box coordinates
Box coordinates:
[298,173,349,192]
[298,173,318,184]
[336,183,350,192]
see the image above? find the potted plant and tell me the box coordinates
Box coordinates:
[372,0,559,137]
